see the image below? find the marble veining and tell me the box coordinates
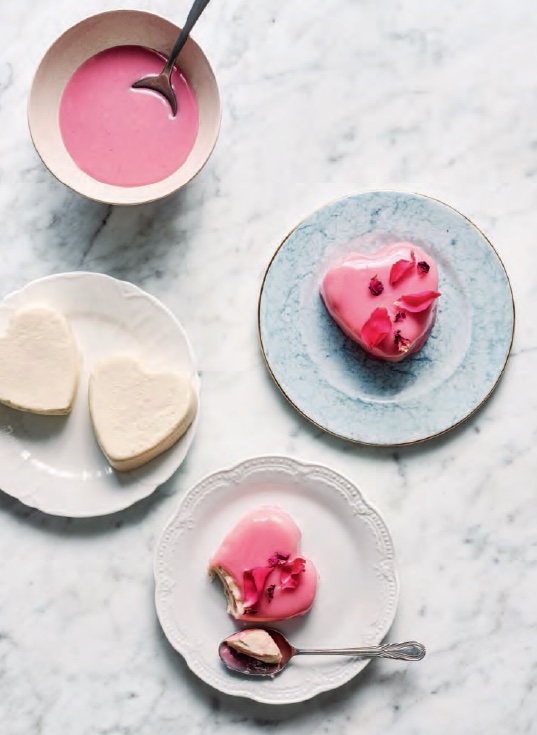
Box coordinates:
[0,0,536,733]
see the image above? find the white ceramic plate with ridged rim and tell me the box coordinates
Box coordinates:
[258,191,515,446]
[0,272,200,517]
[154,455,398,704]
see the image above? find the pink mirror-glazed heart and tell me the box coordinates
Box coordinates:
[208,506,318,622]
[320,242,440,362]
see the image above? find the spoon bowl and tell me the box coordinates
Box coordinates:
[219,628,426,677]
[219,629,295,677]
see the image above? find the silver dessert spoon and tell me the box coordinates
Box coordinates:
[132,0,213,116]
[219,628,426,677]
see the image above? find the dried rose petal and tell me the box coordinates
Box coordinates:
[389,252,416,285]
[417,261,430,275]
[395,291,441,313]
[368,276,384,296]
[280,558,306,590]
[361,307,392,349]
[268,552,290,567]
[243,566,274,609]
[394,310,406,323]
[394,330,411,353]
[243,554,309,607]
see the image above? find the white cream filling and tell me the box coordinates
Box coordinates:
[226,629,282,664]
[209,566,245,617]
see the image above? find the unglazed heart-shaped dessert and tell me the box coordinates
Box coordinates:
[321,242,441,362]
[208,506,318,622]
[0,306,80,414]
[89,355,197,471]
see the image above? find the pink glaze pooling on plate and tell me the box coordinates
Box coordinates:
[321,242,441,362]
[208,505,318,622]
[59,45,199,187]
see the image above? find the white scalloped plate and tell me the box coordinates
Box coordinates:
[0,272,200,517]
[154,456,398,704]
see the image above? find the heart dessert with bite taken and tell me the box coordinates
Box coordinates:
[0,306,80,414]
[209,506,318,622]
[320,242,441,362]
[89,355,197,471]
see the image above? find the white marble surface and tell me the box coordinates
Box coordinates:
[0,0,536,732]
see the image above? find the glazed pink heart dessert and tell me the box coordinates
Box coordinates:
[320,242,441,362]
[208,506,318,622]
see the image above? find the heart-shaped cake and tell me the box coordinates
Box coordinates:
[0,306,80,414]
[89,355,197,471]
[321,242,441,362]
[208,506,318,622]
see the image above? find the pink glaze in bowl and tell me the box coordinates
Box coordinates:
[28,10,221,205]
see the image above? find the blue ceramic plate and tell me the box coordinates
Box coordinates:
[258,191,514,446]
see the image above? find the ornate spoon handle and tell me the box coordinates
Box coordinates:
[295,641,426,661]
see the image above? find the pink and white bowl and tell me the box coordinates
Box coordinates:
[28,10,221,205]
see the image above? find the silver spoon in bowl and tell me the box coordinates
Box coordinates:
[132,0,213,116]
[219,628,426,677]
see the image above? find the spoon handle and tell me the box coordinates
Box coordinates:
[164,0,213,74]
[295,641,426,661]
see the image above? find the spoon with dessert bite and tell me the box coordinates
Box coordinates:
[219,628,426,677]
[132,0,213,116]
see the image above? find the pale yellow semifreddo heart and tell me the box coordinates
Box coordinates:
[0,306,80,415]
[89,355,197,472]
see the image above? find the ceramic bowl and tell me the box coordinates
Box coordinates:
[28,10,221,205]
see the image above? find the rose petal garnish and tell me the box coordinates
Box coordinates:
[243,553,308,607]
[389,251,416,285]
[417,261,430,275]
[243,566,274,610]
[368,276,384,296]
[394,330,411,353]
[268,552,290,567]
[395,291,441,313]
[361,307,392,349]
[280,557,306,590]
